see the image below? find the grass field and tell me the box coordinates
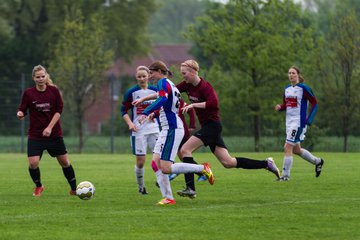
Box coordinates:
[0,152,359,240]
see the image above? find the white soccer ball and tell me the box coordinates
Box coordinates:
[76,181,95,200]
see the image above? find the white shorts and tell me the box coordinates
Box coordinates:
[131,132,159,156]
[153,128,184,162]
[286,125,307,145]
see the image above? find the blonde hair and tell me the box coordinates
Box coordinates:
[32,65,57,87]
[181,59,199,72]
[290,66,305,83]
[136,65,150,74]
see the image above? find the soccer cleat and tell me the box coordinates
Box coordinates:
[197,175,207,182]
[266,157,281,179]
[138,187,148,195]
[168,173,179,181]
[202,162,215,185]
[277,176,290,181]
[156,198,176,205]
[33,186,44,197]
[176,187,197,199]
[69,190,77,196]
[315,159,324,177]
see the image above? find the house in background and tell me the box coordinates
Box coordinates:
[84,44,193,134]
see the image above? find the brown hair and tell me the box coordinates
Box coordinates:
[290,66,305,83]
[181,59,199,72]
[148,60,172,76]
[32,65,57,87]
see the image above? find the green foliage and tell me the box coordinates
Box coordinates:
[48,9,114,151]
[311,3,360,150]
[1,153,359,239]
[186,0,316,149]
[148,0,209,44]
[102,0,156,60]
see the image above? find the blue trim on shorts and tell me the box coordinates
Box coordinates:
[131,136,136,155]
[161,129,175,161]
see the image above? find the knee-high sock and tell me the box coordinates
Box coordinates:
[155,170,173,200]
[170,163,203,174]
[29,167,42,187]
[151,160,173,199]
[62,165,76,191]
[183,157,195,191]
[300,149,321,165]
[236,157,267,169]
[282,156,293,177]
[134,165,144,188]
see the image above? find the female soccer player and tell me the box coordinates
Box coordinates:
[133,60,213,205]
[274,66,324,181]
[17,65,77,197]
[176,59,281,198]
[121,66,160,194]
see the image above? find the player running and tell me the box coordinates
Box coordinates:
[133,60,214,205]
[176,59,281,198]
[275,66,324,181]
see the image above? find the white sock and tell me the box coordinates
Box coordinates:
[155,170,173,200]
[282,156,293,177]
[300,149,321,165]
[170,163,204,174]
[134,165,144,188]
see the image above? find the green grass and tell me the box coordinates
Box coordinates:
[0,152,359,240]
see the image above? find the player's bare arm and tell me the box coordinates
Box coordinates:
[132,93,157,106]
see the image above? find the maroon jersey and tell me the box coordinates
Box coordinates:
[177,78,220,126]
[178,99,196,139]
[18,85,63,139]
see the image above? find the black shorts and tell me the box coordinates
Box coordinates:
[194,121,227,153]
[28,137,68,158]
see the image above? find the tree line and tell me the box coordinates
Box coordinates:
[0,0,359,152]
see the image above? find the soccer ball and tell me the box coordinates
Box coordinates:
[76,181,95,200]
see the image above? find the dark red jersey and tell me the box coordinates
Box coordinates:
[177,78,220,126]
[178,99,196,139]
[18,85,63,139]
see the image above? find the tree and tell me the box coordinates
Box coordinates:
[148,0,208,44]
[186,0,316,151]
[315,10,360,152]
[49,9,113,152]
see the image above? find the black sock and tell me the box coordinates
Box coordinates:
[62,165,76,190]
[236,157,267,169]
[183,157,196,191]
[29,167,42,187]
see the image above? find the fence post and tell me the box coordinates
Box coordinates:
[110,74,115,154]
[20,73,25,153]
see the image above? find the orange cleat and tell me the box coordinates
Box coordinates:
[33,186,44,197]
[202,162,215,185]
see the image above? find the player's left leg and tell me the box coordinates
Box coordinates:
[49,138,77,194]
[56,154,77,194]
[293,144,324,177]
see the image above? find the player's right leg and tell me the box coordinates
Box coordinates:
[27,139,44,197]
[131,135,148,194]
